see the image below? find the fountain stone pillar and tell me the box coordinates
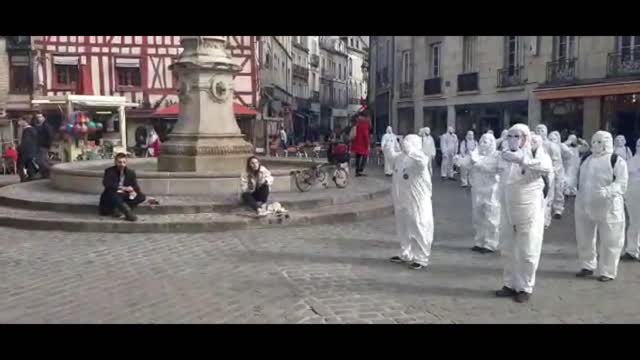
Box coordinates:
[158,36,253,173]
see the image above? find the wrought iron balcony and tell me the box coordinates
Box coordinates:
[457,72,479,92]
[311,91,320,102]
[607,50,640,78]
[6,36,31,50]
[497,66,525,88]
[293,64,309,81]
[399,82,413,98]
[546,58,577,84]
[310,54,320,68]
[423,78,442,95]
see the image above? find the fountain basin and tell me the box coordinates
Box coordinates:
[50,157,313,195]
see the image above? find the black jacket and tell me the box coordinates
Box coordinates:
[102,166,141,194]
[19,126,39,160]
[36,122,53,149]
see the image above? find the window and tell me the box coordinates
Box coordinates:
[462,36,477,73]
[430,43,441,78]
[54,65,79,88]
[350,38,354,47]
[349,58,353,76]
[115,58,141,87]
[554,36,575,61]
[619,36,640,60]
[505,36,521,75]
[356,39,360,49]
[338,63,342,79]
[401,51,412,83]
[9,54,32,94]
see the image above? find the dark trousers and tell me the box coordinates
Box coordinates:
[37,148,51,178]
[99,191,146,216]
[242,184,270,210]
[355,154,368,174]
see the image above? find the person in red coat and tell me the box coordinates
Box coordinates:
[350,110,371,176]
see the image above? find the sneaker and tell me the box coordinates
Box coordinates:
[514,292,531,303]
[598,276,614,282]
[256,208,268,217]
[389,256,405,264]
[471,246,483,252]
[620,253,640,262]
[553,214,562,220]
[495,286,517,298]
[575,269,594,278]
[478,247,495,254]
[408,262,425,270]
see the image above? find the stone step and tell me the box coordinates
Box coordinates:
[0,178,390,215]
[0,196,393,233]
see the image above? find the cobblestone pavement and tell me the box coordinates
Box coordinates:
[1,171,640,323]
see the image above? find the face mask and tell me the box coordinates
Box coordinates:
[592,142,605,154]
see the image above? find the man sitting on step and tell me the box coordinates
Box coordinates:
[99,153,146,222]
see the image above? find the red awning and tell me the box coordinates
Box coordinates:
[152,103,257,118]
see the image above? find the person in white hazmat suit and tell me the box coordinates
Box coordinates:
[381,126,400,176]
[496,130,509,151]
[458,130,477,187]
[549,131,573,199]
[563,134,590,196]
[613,135,633,161]
[494,124,552,303]
[623,138,640,262]
[440,127,458,180]
[454,133,501,253]
[530,134,555,229]
[419,127,437,174]
[535,124,564,220]
[575,131,628,282]
[383,134,434,270]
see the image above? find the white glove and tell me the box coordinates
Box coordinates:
[598,187,611,199]
[502,149,524,164]
[470,150,480,163]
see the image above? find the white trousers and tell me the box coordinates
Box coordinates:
[552,167,565,215]
[471,190,500,251]
[460,167,471,186]
[396,206,434,267]
[575,206,625,279]
[626,200,640,258]
[500,200,545,294]
[441,154,455,178]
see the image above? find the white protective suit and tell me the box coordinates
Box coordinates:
[624,138,640,260]
[419,127,437,174]
[497,124,552,295]
[381,126,400,175]
[455,133,501,251]
[383,134,434,267]
[535,125,564,218]
[440,127,458,179]
[459,131,477,187]
[496,130,509,151]
[531,135,555,228]
[563,135,589,196]
[575,131,628,279]
[549,131,573,199]
[614,135,633,161]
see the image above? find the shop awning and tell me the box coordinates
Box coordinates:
[152,103,258,118]
[534,80,640,100]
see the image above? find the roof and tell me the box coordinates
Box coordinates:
[152,103,258,118]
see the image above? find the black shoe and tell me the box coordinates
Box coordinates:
[479,247,495,254]
[119,203,138,222]
[514,292,531,303]
[553,214,562,220]
[575,269,594,278]
[495,286,517,298]
[389,256,405,264]
[112,209,123,218]
[408,262,425,270]
[620,253,640,262]
[471,246,483,252]
[441,177,447,181]
[598,276,614,282]
[385,174,393,177]
[448,177,456,181]
[355,173,363,177]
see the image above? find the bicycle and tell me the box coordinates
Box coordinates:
[293,160,349,192]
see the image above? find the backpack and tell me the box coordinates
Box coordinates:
[576,152,618,190]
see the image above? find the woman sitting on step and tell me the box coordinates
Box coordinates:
[241,156,273,216]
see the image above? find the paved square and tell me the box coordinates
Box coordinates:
[1,174,639,323]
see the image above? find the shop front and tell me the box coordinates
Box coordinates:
[541,98,584,139]
[602,93,640,149]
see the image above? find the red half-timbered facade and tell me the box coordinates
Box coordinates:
[32,36,260,115]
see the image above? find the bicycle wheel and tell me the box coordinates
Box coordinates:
[333,168,349,188]
[294,169,315,192]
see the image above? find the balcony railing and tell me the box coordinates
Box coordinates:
[546,58,577,84]
[293,64,309,81]
[423,78,442,95]
[607,50,640,78]
[310,54,320,68]
[457,72,479,92]
[399,82,413,98]
[311,91,320,102]
[321,68,336,79]
[497,66,525,88]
